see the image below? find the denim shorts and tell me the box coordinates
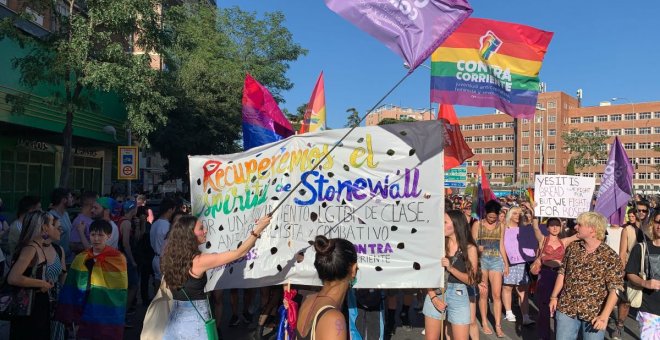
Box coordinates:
[164,299,212,340]
[422,283,471,325]
[480,255,504,272]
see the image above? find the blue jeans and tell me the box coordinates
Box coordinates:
[555,310,604,340]
[164,299,212,340]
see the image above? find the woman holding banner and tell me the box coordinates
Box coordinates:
[501,203,541,326]
[424,210,478,340]
[160,215,271,339]
[295,235,357,340]
[534,217,578,340]
[471,200,506,337]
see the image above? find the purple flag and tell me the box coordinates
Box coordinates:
[324,0,473,72]
[594,137,634,225]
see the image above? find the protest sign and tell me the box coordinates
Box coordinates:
[189,121,445,290]
[534,175,595,219]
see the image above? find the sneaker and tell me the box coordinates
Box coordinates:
[505,311,516,322]
[400,311,412,330]
[421,329,426,335]
[229,315,240,327]
[522,315,535,326]
[612,324,623,340]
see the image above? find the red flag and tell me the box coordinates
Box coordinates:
[478,161,497,202]
[438,104,474,171]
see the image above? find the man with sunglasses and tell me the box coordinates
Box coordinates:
[625,211,660,339]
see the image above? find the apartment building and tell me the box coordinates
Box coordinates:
[366,92,660,193]
[365,104,433,126]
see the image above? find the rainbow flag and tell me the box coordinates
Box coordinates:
[430,18,553,119]
[299,72,326,134]
[55,246,128,339]
[242,73,294,150]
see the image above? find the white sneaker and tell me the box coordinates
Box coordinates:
[522,315,535,325]
[505,312,516,322]
[421,329,426,335]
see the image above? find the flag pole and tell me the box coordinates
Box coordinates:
[268,71,413,215]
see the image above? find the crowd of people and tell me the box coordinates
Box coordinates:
[0,189,658,340]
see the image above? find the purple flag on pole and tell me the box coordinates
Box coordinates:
[324,0,473,72]
[594,137,634,225]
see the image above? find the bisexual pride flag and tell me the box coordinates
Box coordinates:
[431,18,553,119]
[242,73,294,150]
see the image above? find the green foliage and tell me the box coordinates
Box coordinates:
[566,158,576,175]
[284,103,307,132]
[345,107,361,128]
[1,0,173,186]
[150,4,306,180]
[560,128,609,169]
[377,117,417,125]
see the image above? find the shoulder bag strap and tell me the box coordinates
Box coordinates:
[310,305,335,340]
[639,242,646,279]
[181,288,208,322]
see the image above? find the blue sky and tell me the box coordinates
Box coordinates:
[217,1,660,128]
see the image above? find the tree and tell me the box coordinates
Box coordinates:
[566,158,576,175]
[345,107,361,128]
[284,103,307,132]
[561,128,609,169]
[1,0,173,187]
[150,4,306,180]
[377,117,417,125]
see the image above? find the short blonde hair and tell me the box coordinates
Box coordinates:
[577,212,608,241]
[505,207,524,227]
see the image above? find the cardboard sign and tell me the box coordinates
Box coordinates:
[534,175,595,219]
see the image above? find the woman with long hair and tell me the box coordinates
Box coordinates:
[296,235,357,340]
[535,217,578,340]
[424,210,478,340]
[500,203,542,326]
[161,214,271,339]
[7,210,60,339]
[471,200,506,337]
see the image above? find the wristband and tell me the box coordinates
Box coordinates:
[250,230,261,239]
[549,296,558,300]
[431,295,439,300]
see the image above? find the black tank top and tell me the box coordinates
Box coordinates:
[172,272,207,301]
[447,248,467,284]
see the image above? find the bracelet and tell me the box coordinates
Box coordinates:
[549,296,558,300]
[431,295,439,300]
[250,230,261,239]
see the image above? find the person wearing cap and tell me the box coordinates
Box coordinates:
[118,200,140,327]
[95,197,120,249]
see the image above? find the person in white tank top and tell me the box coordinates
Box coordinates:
[605,224,623,256]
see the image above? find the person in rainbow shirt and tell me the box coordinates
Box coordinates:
[55,219,128,339]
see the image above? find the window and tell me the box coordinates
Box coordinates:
[483,148,493,154]
[494,122,503,128]
[522,144,529,151]
[492,173,503,179]
[638,158,651,165]
[639,173,651,180]
[522,131,530,137]
[536,116,543,123]
[548,143,556,150]
[547,158,556,165]
[505,135,514,141]
[596,159,607,165]
[655,127,660,134]
[464,136,472,142]
[484,123,493,129]
[583,116,594,123]
[655,112,660,119]
[505,147,514,153]
[535,130,542,137]
[534,144,542,151]
[655,173,660,180]
[483,160,491,166]
[655,158,660,165]
[473,148,482,154]
[548,115,556,123]
[595,129,607,137]
[597,115,608,122]
[494,147,503,154]
[624,128,635,135]
[483,135,493,142]
[493,160,503,166]
[473,136,482,142]
[547,101,557,109]
[610,114,622,121]
[463,124,472,130]
[571,117,581,124]
[625,113,636,120]
[548,129,556,136]
[522,159,530,165]
[474,124,483,129]
[534,158,542,165]
[639,142,652,150]
[494,135,504,141]
[639,112,651,119]
[624,143,635,150]
[522,119,529,124]
[505,122,514,128]
[521,172,530,179]
[25,7,44,26]
[505,160,514,166]
[609,129,621,136]
[639,127,651,134]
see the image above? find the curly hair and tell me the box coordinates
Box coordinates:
[160,215,201,290]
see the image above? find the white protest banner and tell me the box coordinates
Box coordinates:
[189,121,445,290]
[534,175,595,219]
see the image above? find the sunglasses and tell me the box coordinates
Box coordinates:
[638,209,648,213]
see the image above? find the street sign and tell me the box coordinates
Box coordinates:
[445,162,467,188]
[118,146,138,180]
